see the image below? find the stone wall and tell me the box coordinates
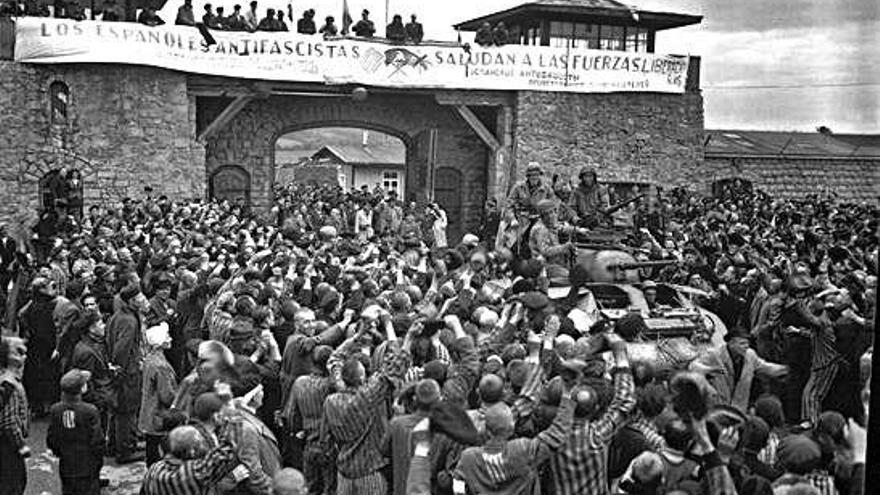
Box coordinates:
[0,62,204,235]
[704,156,880,203]
[512,90,705,192]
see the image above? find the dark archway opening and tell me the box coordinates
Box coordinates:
[210,165,252,207]
[275,126,408,198]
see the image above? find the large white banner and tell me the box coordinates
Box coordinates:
[15,18,690,94]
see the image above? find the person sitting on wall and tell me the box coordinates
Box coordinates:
[99,0,119,21]
[137,6,164,26]
[386,14,406,42]
[296,9,316,34]
[225,5,247,31]
[244,0,258,31]
[492,21,509,46]
[202,3,220,29]
[474,22,493,47]
[0,0,24,16]
[352,9,375,37]
[175,0,195,25]
[275,10,288,31]
[256,8,277,31]
[405,14,423,43]
[61,0,86,21]
[24,0,51,16]
[318,16,338,38]
[217,7,229,31]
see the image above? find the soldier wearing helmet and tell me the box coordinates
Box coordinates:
[572,165,607,227]
[508,162,556,221]
[528,200,575,277]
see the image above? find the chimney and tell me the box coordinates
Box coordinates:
[362,130,369,147]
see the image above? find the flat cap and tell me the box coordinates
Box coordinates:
[60,369,91,394]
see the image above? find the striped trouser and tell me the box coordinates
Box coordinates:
[802,363,839,423]
[336,471,386,495]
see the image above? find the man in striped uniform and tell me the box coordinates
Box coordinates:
[799,293,847,425]
[283,345,335,495]
[453,370,576,495]
[320,306,407,495]
[141,424,245,495]
[548,331,636,495]
[0,337,30,495]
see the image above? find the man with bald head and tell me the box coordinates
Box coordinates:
[547,331,637,495]
[141,424,245,495]
[321,306,408,495]
[467,373,505,437]
[453,369,577,495]
[282,345,334,494]
[468,318,557,439]
[273,468,306,495]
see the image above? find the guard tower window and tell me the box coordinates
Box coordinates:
[599,25,624,50]
[625,28,649,52]
[49,81,69,124]
[547,22,646,52]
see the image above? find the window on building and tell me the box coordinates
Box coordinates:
[573,23,599,49]
[382,170,400,193]
[525,24,541,46]
[625,27,649,52]
[599,25,624,50]
[49,81,69,124]
[550,21,573,48]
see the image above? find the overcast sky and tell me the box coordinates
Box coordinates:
[159,0,880,133]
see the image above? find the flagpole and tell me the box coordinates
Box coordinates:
[384,0,389,29]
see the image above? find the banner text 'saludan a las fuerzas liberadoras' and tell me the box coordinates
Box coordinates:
[15,18,690,94]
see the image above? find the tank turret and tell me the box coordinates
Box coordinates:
[573,247,678,283]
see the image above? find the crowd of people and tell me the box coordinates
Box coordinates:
[0,0,426,43]
[0,162,876,495]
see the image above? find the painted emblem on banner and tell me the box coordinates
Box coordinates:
[361,47,431,78]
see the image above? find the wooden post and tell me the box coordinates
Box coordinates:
[197,95,252,143]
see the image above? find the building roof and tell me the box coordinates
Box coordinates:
[454,0,702,31]
[313,144,405,166]
[705,130,880,158]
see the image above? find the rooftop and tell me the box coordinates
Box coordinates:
[454,0,702,32]
[705,130,880,158]
[313,144,405,166]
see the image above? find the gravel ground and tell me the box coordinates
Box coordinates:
[24,418,145,495]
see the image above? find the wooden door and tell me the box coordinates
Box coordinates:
[210,165,251,205]
[406,128,437,203]
[434,167,463,244]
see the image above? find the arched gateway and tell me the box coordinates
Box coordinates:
[197,86,506,238]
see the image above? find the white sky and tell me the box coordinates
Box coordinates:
[158,0,880,133]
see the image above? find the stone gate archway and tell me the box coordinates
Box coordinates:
[202,92,491,236]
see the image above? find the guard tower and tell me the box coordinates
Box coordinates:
[454,0,701,52]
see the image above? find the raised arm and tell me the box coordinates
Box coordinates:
[441,315,480,407]
[590,332,636,445]
[528,392,575,466]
